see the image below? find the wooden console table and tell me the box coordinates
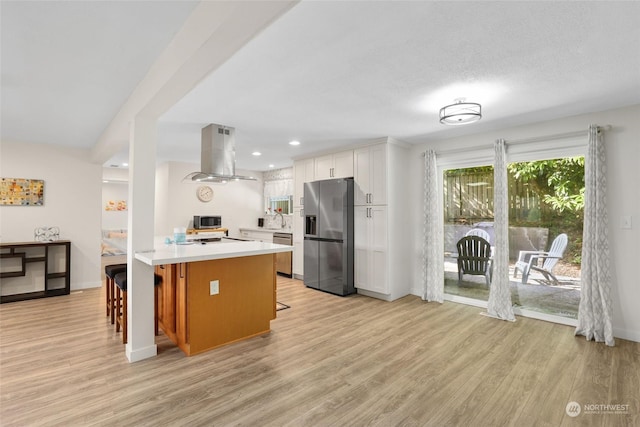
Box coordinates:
[0,240,71,303]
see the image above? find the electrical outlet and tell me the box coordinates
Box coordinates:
[209,280,219,295]
[621,215,632,229]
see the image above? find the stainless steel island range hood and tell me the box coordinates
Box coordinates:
[184,124,256,183]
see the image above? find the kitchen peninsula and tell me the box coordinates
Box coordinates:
[135,238,292,356]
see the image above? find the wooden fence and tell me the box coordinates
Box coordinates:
[443,171,550,224]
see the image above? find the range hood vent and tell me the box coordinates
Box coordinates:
[184,124,256,183]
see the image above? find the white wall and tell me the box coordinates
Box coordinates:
[154,161,264,238]
[0,141,103,290]
[102,181,128,230]
[408,104,640,343]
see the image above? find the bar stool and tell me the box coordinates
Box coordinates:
[104,264,126,324]
[114,272,162,344]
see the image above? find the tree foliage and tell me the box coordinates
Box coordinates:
[508,157,585,213]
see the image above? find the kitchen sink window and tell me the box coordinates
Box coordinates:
[263,167,294,215]
[268,195,293,215]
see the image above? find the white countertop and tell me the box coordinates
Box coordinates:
[135,237,293,266]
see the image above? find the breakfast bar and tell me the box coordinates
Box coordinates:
[135,238,293,356]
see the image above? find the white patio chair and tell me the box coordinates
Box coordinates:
[513,233,568,285]
[465,228,490,243]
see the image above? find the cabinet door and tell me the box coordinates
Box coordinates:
[333,150,354,178]
[293,241,304,276]
[314,154,333,180]
[294,159,314,207]
[353,206,369,290]
[176,263,188,350]
[293,207,304,243]
[370,144,387,205]
[369,205,388,294]
[353,148,371,205]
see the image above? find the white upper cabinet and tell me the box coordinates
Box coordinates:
[354,144,387,206]
[294,158,315,207]
[314,150,353,180]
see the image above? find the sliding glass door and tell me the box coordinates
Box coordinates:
[442,156,584,322]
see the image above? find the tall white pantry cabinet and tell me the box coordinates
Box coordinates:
[353,140,410,301]
[292,139,410,301]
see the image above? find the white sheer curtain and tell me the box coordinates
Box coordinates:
[264,179,293,199]
[486,139,515,321]
[422,149,444,302]
[575,125,615,346]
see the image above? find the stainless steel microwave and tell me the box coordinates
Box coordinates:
[193,215,222,229]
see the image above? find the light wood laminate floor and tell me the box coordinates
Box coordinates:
[1,277,638,426]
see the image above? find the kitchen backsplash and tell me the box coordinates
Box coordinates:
[263,214,292,230]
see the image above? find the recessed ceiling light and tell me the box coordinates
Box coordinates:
[289,140,300,146]
[122,162,129,167]
[252,151,262,156]
[103,180,109,183]
[268,164,275,168]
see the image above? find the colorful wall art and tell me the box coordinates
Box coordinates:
[0,178,44,206]
[105,200,127,211]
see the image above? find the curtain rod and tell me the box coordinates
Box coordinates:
[504,125,611,145]
[423,124,611,156]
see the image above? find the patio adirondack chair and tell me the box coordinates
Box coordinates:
[513,233,568,285]
[457,236,493,287]
[465,228,491,243]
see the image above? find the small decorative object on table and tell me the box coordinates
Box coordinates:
[34,226,60,242]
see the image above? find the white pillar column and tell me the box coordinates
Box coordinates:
[126,116,157,362]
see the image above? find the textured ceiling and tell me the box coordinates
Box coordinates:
[1,0,198,148]
[2,1,639,172]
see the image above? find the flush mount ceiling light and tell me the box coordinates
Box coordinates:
[439,98,482,125]
[289,140,300,146]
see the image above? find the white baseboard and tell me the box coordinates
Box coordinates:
[613,327,640,343]
[126,344,158,363]
[71,280,101,290]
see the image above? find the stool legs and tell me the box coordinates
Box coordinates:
[115,287,158,345]
[115,286,127,344]
[106,276,115,324]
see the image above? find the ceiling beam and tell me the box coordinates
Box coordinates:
[90,0,299,165]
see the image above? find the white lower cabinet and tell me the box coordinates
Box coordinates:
[293,241,303,277]
[354,205,388,294]
[239,229,273,242]
[293,207,304,277]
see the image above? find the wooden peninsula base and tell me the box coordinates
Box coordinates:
[155,254,276,356]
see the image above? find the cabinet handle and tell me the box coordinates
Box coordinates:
[179,263,185,279]
[300,197,304,205]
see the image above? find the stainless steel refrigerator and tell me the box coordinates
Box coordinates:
[303,178,355,296]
